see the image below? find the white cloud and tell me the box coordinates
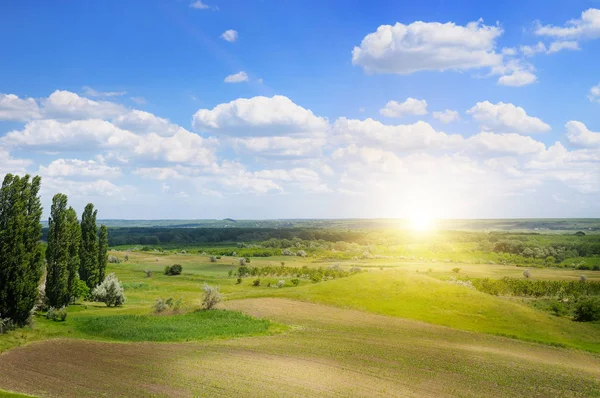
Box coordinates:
[112,109,178,136]
[224,71,249,83]
[547,41,580,54]
[0,147,31,175]
[380,98,427,118]
[39,158,121,178]
[192,95,329,137]
[565,121,600,147]
[333,117,464,151]
[496,66,537,87]
[0,94,41,121]
[520,42,546,57]
[467,101,551,134]
[588,83,600,103]
[221,29,238,42]
[352,19,503,75]
[535,8,600,40]
[466,132,546,155]
[42,90,126,119]
[189,1,211,9]
[82,86,126,98]
[432,109,460,123]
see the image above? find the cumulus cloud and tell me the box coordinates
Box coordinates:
[42,90,126,119]
[352,19,503,75]
[0,147,31,175]
[39,158,121,178]
[380,98,427,117]
[520,42,547,57]
[432,109,460,124]
[547,41,580,54]
[232,136,325,157]
[192,95,329,137]
[333,117,464,151]
[221,29,238,42]
[565,121,600,147]
[466,132,546,155]
[0,94,41,121]
[224,71,248,83]
[189,1,212,9]
[467,101,551,134]
[535,8,600,40]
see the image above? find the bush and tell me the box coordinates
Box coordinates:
[574,297,600,322]
[580,275,587,282]
[523,270,531,279]
[239,258,247,266]
[452,268,461,273]
[277,280,285,288]
[108,255,122,264]
[310,274,322,283]
[202,284,222,310]
[164,264,183,276]
[124,254,129,262]
[46,307,67,322]
[297,250,307,257]
[209,256,217,263]
[91,273,126,307]
[291,278,300,286]
[72,279,90,302]
[252,278,261,287]
[144,269,153,278]
[236,278,242,284]
[154,297,183,313]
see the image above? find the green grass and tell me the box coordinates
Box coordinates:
[0,390,35,398]
[74,310,275,342]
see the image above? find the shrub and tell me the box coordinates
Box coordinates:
[252,278,261,287]
[239,258,247,266]
[164,264,183,276]
[236,278,242,284]
[310,274,322,283]
[202,284,222,310]
[350,266,362,273]
[452,268,461,273]
[280,262,285,266]
[297,250,307,257]
[72,279,90,302]
[124,254,129,262]
[523,270,531,279]
[282,249,295,256]
[144,269,153,278]
[209,256,217,263]
[46,307,68,322]
[91,273,126,307]
[277,280,285,288]
[580,275,587,282]
[108,255,122,264]
[291,278,300,286]
[154,297,183,313]
[216,255,221,259]
[574,297,600,322]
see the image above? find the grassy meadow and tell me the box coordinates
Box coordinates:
[1,232,600,396]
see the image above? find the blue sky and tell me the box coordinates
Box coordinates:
[0,0,599,219]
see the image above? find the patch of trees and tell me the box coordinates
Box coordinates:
[470,277,600,298]
[0,173,114,333]
[229,263,362,282]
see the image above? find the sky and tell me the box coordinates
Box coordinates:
[0,0,599,220]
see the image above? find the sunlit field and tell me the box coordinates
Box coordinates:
[2,228,600,397]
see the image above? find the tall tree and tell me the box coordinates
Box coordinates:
[65,207,81,301]
[0,174,44,326]
[98,224,108,283]
[45,194,70,307]
[79,203,99,289]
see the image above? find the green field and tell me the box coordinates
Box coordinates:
[1,247,599,396]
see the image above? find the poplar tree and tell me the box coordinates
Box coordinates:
[98,224,108,283]
[45,194,70,307]
[79,203,99,289]
[65,207,81,301]
[0,174,44,326]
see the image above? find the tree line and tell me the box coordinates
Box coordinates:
[0,174,108,328]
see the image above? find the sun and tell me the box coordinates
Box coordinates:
[409,213,435,232]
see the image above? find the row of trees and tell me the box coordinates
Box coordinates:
[0,173,108,327]
[45,196,108,308]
